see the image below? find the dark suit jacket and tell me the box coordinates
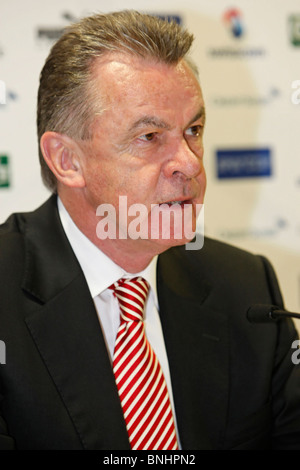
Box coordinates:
[0,195,300,450]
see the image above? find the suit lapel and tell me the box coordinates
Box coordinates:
[21,196,130,449]
[157,249,230,450]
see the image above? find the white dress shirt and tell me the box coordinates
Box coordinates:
[57,197,180,444]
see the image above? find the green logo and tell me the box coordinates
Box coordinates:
[0,155,10,188]
[289,15,300,46]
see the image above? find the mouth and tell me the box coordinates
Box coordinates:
[158,198,194,207]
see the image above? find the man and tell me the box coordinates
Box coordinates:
[0,10,300,450]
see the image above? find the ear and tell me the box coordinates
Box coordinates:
[40,131,86,188]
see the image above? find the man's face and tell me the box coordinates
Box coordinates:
[78,53,206,253]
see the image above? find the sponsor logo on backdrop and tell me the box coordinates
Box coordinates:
[223,8,244,38]
[37,27,64,43]
[0,81,17,108]
[154,14,182,25]
[216,148,272,179]
[289,14,300,46]
[36,12,182,45]
[218,217,289,241]
[0,155,10,188]
[208,47,265,58]
[211,87,280,107]
[36,12,76,44]
[208,8,266,58]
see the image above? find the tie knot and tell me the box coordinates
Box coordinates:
[110,277,150,323]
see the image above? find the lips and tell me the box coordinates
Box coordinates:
[158,199,193,207]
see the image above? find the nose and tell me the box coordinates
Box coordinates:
[164,138,204,180]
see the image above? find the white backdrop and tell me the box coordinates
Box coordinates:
[1,0,300,328]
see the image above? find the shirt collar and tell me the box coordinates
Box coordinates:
[57,197,158,305]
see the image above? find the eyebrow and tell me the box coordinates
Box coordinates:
[128,105,206,135]
[129,116,171,133]
[187,106,206,127]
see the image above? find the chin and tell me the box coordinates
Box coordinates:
[151,235,194,252]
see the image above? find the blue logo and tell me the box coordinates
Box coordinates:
[216,148,272,179]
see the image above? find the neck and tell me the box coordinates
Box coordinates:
[92,241,155,273]
[59,191,161,273]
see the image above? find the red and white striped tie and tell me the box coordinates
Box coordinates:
[111,277,179,450]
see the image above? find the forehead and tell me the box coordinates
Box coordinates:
[91,53,203,125]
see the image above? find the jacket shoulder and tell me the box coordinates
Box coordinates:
[0,196,57,275]
[159,236,284,308]
[0,211,27,260]
[162,236,265,273]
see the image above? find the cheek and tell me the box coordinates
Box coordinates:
[116,159,162,203]
[82,161,117,207]
[82,142,162,206]
[198,167,207,200]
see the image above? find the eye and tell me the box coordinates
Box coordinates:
[138,132,157,142]
[185,125,202,137]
